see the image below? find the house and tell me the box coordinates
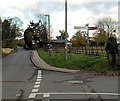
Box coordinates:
[50,39,65,46]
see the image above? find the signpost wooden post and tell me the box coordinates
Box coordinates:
[74,25,97,55]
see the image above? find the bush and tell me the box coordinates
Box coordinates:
[17,39,25,47]
[2,38,18,49]
[11,39,18,49]
[24,28,32,48]
[31,43,38,50]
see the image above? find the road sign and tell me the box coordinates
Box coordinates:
[74,26,87,29]
[88,27,97,30]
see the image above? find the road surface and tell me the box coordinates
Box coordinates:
[2,47,119,101]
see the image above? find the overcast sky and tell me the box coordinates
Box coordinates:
[0,0,119,39]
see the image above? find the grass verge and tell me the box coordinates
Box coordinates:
[37,50,120,75]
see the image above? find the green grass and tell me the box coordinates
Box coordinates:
[37,50,120,75]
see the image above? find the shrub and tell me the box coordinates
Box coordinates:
[2,38,18,49]
[11,39,18,49]
[31,43,38,50]
[17,38,25,47]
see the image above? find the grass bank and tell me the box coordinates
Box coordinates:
[37,50,120,75]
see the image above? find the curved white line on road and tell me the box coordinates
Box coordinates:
[28,70,42,99]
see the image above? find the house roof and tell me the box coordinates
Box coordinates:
[51,40,65,43]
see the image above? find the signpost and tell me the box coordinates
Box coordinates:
[74,26,97,30]
[74,25,97,55]
[88,27,97,30]
[74,26,87,29]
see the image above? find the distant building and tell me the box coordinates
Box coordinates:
[50,39,72,47]
[50,39,65,46]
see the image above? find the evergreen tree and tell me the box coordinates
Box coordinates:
[2,19,11,41]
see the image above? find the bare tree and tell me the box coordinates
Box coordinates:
[10,17,23,37]
[10,17,23,27]
[36,14,47,25]
[96,17,117,37]
[35,13,51,41]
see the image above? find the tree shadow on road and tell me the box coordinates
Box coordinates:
[27,68,39,81]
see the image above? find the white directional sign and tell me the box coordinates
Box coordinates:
[74,26,87,29]
[74,26,97,30]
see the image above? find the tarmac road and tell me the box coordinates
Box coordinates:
[2,46,119,101]
[2,47,38,100]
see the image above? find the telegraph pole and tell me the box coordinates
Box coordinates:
[85,23,89,55]
[48,15,50,41]
[45,14,51,56]
[45,15,50,41]
[65,0,68,60]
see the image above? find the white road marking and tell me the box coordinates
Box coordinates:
[68,80,83,84]
[34,85,40,88]
[37,79,41,81]
[28,93,36,99]
[31,89,39,93]
[36,92,120,96]
[38,70,42,77]
[15,93,21,97]
[28,92,119,99]
[35,82,41,85]
[37,75,42,78]
[28,70,42,99]
[43,93,50,98]
[28,69,119,99]
[37,76,42,79]
[38,70,42,74]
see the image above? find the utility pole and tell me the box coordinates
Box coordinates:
[45,15,50,41]
[65,0,68,60]
[45,14,51,56]
[85,23,89,55]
